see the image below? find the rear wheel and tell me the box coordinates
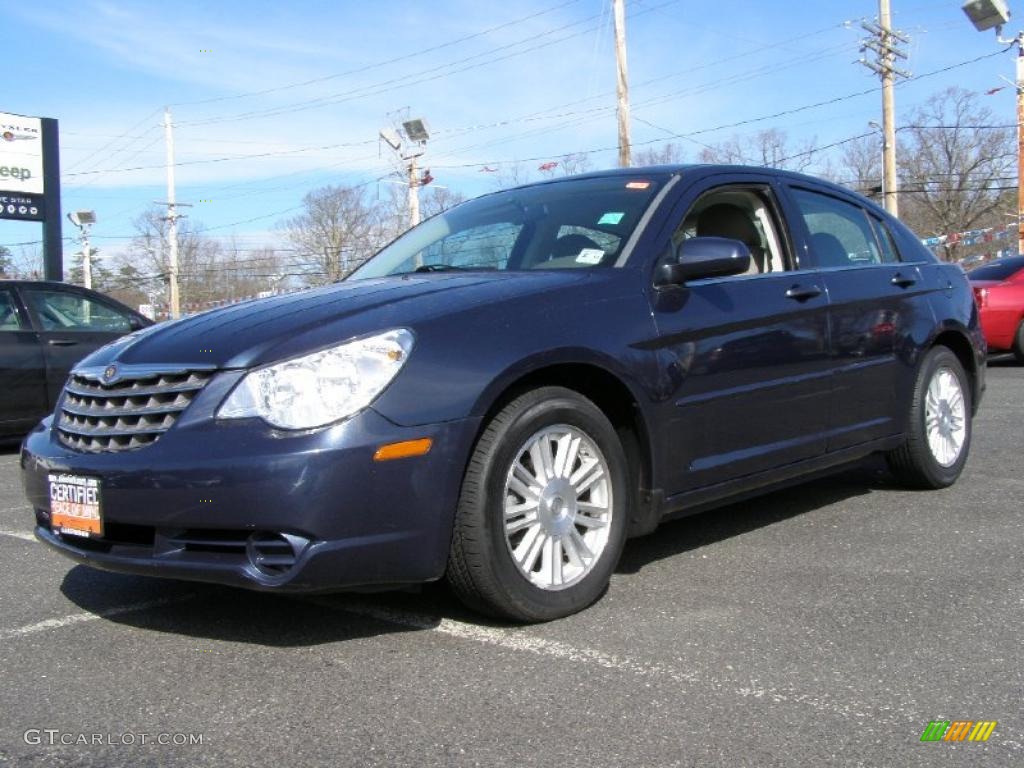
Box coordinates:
[886,346,971,489]
[1012,319,1024,363]
[446,387,629,622]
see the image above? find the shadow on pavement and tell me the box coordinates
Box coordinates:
[53,457,910,640]
[58,565,453,645]
[986,353,1020,368]
[616,456,894,575]
[0,440,23,456]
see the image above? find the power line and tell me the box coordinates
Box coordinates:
[428,47,1012,171]
[61,139,381,179]
[170,0,583,107]
[62,108,162,173]
[177,0,681,128]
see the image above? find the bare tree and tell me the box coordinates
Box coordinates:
[282,184,382,282]
[491,161,535,191]
[898,87,1015,261]
[833,134,883,199]
[698,128,818,172]
[554,152,593,176]
[212,242,285,300]
[0,246,13,277]
[420,185,466,219]
[632,142,686,166]
[125,206,223,309]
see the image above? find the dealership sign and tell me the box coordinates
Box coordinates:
[0,111,45,221]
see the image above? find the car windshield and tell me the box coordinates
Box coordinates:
[967,256,1024,281]
[348,175,666,279]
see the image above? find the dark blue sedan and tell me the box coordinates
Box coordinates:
[20,165,985,621]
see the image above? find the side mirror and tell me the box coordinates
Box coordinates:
[129,316,147,331]
[655,236,752,287]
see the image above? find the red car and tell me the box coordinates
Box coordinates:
[969,255,1024,361]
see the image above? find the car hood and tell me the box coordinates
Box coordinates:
[81,271,593,370]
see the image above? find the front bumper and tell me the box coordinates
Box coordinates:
[21,399,479,592]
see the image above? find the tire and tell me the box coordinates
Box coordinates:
[885,346,972,489]
[1012,319,1024,363]
[446,386,629,622]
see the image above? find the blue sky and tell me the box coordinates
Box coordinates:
[0,0,1017,268]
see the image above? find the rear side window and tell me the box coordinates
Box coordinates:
[790,188,884,268]
[869,216,901,263]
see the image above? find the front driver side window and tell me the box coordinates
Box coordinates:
[672,187,788,276]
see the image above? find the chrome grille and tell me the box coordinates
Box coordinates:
[57,370,213,453]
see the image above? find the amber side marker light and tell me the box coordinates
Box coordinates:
[373,438,434,461]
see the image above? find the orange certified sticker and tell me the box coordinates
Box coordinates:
[49,474,103,536]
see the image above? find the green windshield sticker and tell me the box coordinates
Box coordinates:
[597,211,624,225]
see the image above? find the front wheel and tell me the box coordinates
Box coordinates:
[446,387,629,622]
[886,346,972,489]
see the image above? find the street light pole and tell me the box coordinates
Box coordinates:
[81,227,92,289]
[1014,35,1024,255]
[67,210,96,290]
[962,0,1022,253]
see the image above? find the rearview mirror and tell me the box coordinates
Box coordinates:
[655,236,752,287]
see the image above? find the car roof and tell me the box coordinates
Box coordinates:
[493,163,887,215]
[0,279,88,289]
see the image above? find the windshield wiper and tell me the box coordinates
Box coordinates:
[412,264,469,273]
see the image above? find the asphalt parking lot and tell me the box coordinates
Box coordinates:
[0,360,1020,768]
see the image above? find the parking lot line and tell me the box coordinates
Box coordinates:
[0,594,196,642]
[303,595,1024,751]
[0,530,36,542]
[302,597,868,720]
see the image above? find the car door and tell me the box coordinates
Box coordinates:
[0,286,48,435]
[780,183,933,450]
[20,286,136,408]
[645,174,832,495]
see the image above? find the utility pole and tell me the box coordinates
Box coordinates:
[407,154,421,228]
[380,115,430,231]
[158,107,189,319]
[859,0,909,217]
[612,0,631,167]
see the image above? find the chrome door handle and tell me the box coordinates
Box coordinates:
[785,284,822,301]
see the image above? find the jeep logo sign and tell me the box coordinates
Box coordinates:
[0,112,44,196]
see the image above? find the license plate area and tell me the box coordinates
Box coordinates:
[48,473,103,537]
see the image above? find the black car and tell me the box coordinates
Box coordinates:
[1,280,149,439]
[20,166,985,621]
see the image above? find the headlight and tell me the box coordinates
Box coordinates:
[217,328,414,430]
